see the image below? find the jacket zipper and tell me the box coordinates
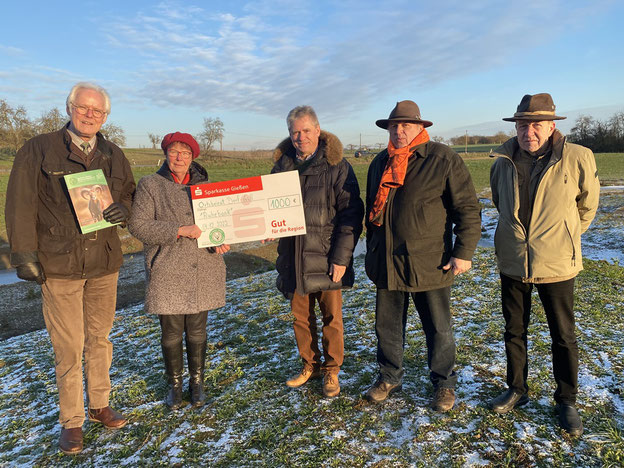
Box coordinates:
[564,220,576,267]
[525,154,560,279]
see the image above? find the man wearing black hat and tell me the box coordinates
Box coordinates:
[488,93,600,436]
[364,100,481,411]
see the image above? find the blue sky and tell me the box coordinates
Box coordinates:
[1,0,623,149]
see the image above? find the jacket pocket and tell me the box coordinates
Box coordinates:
[36,225,77,276]
[38,225,75,254]
[365,234,382,283]
[40,161,74,207]
[106,238,123,271]
[402,239,447,288]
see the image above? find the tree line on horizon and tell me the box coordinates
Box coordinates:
[0,98,225,157]
[147,117,224,156]
[0,99,126,153]
[447,131,515,146]
[567,112,624,153]
[2,98,622,154]
[444,112,624,152]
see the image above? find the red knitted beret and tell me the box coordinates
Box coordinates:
[161,132,201,159]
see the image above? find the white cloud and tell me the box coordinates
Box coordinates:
[99,0,617,120]
[0,44,24,56]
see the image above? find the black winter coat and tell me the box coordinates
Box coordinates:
[5,125,135,279]
[365,141,481,292]
[272,131,364,298]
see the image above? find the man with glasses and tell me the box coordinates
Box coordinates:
[5,82,135,454]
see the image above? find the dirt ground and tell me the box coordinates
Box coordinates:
[0,242,278,341]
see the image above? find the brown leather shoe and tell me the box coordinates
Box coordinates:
[365,378,402,403]
[286,366,322,388]
[59,427,83,455]
[432,387,455,412]
[322,370,340,398]
[88,406,128,429]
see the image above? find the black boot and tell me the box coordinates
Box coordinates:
[187,339,207,408]
[162,342,184,410]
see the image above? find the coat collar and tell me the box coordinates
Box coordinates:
[60,123,115,159]
[491,129,566,161]
[375,140,430,165]
[272,130,343,166]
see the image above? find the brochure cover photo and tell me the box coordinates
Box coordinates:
[64,169,116,234]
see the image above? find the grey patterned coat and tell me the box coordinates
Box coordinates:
[128,162,226,315]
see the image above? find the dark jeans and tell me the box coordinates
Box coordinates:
[159,311,208,348]
[375,287,457,389]
[500,274,578,404]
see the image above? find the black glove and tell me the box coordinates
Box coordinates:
[16,262,46,284]
[103,202,130,224]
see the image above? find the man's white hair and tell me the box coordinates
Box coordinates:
[66,82,111,116]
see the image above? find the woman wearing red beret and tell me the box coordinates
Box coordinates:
[128,132,229,409]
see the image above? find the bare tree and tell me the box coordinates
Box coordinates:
[0,99,35,152]
[198,117,224,153]
[36,108,66,134]
[609,112,624,139]
[148,133,161,149]
[431,135,445,143]
[569,113,624,152]
[101,123,126,147]
[570,115,595,143]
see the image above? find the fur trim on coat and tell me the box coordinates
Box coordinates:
[272,130,343,166]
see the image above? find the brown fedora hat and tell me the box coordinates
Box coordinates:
[376,100,433,129]
[503,93,566,122]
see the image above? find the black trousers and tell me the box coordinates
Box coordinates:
[500,274,578,404]
[159,311,208,347]
[375,287,457,389]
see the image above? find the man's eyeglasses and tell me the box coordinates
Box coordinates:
[168,149,193,159]
[71,103,106,119]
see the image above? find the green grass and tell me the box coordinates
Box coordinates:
[595,153,624,183]
[0,151,622,244]
[0,250,623,466]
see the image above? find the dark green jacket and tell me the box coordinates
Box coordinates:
[365,141,481,291]
[6,125,135,279]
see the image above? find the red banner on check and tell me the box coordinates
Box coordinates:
[191,175,264,199]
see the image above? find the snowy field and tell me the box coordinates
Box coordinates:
[0,191,622,467]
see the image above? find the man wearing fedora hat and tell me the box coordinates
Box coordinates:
[364,100,481,410]
[488,93,600,436]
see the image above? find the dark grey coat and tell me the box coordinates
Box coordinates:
[272,131,364,298]
[128,162,226,315]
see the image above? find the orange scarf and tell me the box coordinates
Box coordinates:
[369,129,430,226]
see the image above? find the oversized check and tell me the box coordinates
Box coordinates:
[190,171,306,247]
